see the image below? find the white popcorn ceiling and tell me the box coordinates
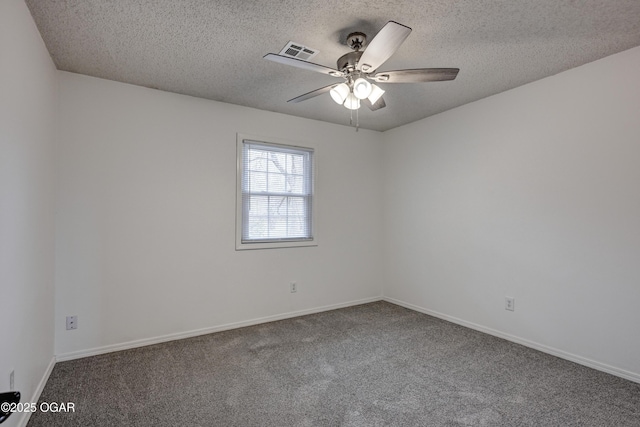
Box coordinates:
[25,0,640,131]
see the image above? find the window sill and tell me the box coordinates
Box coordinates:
[235,239,317,251]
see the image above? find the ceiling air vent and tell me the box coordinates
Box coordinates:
[279,41,319,61]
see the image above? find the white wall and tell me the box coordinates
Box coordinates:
[0,0,57,425]
[382,46,640,380]
[55,72,384,357]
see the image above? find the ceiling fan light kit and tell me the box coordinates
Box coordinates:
[330,79,384,108]
[368,84,385,104]
[353,78,372,99]
[264,21,460,127]
[344,93,361,110]
[330,83,350,104]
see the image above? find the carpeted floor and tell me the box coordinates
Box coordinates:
[28,301,640,426]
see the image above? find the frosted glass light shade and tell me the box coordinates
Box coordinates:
[343,93,360,110]
[368,84,385,104]
[330,83,350,105]
[353,78,372,100]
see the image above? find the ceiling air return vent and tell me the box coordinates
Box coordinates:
[279,41,319,61]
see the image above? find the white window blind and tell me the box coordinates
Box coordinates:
[241,140,314,244]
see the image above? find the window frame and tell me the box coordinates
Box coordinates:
[235,133,317,250]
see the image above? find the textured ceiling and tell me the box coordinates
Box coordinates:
[26,0,640,131]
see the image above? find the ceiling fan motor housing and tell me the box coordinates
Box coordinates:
[337,51,364,73]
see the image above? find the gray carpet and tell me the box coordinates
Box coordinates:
[28,302,640,426]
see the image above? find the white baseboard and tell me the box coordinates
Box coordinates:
[56,296,383,362]
[383,296,640,384]
[16,356,56,427]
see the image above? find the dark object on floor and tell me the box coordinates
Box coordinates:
[0,391,21,424]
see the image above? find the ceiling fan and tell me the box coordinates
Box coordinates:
[264,21,459,118]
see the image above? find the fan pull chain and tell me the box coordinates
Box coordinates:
[356,106,359,132]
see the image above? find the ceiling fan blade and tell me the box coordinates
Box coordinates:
[371,68,460,83]
[287,83,339,103]
[362,96,386,111]
[358,21,412,73]
[264,54,343,77]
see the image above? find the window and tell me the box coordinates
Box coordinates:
[236,134,316,250]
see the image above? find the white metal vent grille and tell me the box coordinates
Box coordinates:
[279,41,319,61]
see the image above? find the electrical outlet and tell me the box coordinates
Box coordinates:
[505,297,515,312]
[10,370,14,390]
[66,315,78,330]
[290,282,297,293]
